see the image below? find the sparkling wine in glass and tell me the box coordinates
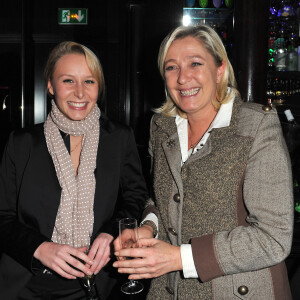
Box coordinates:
[80,244,101,300]
[119,218,144,294]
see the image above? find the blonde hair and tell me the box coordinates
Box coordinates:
[44,41,105,100]
[156,25,239,117]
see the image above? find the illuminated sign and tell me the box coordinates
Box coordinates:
[58,8,88,25]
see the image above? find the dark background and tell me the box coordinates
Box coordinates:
[0,0,299,299]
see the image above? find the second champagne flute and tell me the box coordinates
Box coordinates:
[119,218,144,294]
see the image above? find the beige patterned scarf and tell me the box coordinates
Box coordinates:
[44,100,100,247]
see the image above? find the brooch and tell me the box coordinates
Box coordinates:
[166,139,175,148]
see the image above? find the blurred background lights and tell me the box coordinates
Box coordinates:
[183,15,191,26]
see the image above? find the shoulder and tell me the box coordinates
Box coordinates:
[3,123,45,162]
[150,113,176,133]
[240,101,276,116]
[9,123,44,145]
[237,101,279,137]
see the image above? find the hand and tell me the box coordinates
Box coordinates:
[113,238,182,279]
[87,232,114,275]
[34,242,94,279]
[113,225,154,258]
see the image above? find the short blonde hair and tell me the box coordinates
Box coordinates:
[44,41,105,100]
[156,25,239,117]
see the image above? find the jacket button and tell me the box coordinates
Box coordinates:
[165,286,174,295]
[237,285,249,295]
[173,193,180,203]
[168,227,177,236]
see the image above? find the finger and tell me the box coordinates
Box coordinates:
[71,249,94,266]
[114,247,145,259]
[113,238,121,251]
[128,273,154,280]
[113,257,147,269]
[92,240,110,273]
[77,246,89,253]
[53,258,86,279]
[54,267,77,280]
[66,256,93,275]
[138,238,157,247]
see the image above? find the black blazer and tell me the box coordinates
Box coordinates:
[0,114,148,299]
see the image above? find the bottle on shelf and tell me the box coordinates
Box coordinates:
[185,0,196,8]
[287,34,298,71]
[284,108,298,125]
[212,0,223,8]
[224,0,233,8]
[275,27,288,71]
[268,21,277,72]
[199,0,210,8]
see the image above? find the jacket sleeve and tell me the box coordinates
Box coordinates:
[141,116,159,220]
[191,111,294,282]
[0,132,49,272]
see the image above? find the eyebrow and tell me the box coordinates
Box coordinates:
[164,55,204,65]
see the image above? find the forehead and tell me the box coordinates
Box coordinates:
[53,53,91,75]
[167,36,205,55]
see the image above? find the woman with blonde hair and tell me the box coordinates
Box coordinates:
[114,25,293,299]
[0,41,148,299]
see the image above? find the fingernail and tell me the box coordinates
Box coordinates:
[114,252,119,256]
[113,262,118,267]
[87,271,93,275]
[89,260,93,265]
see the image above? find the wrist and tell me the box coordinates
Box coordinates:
[140,220,158,237]
[139,225,155,239]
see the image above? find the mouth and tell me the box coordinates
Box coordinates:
[180,88,200,96]
[67,101,88,109]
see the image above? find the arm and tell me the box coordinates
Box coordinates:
[0,132,93,278]
[0,132,49,271]
[99,127,148,237]
[91,127,148,272]
[191,111,294,282]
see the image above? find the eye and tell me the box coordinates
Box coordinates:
[63,79,73,83]
[191,62,202,67]
[85,79,95,84]
[165,65,177,71]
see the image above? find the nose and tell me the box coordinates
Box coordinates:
[177,68,191,85]
[74,83,84,99]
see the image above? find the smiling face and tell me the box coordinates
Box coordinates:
[164,36,225,118]
[47,53,99,121]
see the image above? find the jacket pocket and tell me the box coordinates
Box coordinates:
[232,269,273,299]
[212,269,273,300]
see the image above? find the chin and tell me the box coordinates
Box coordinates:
[66,113,88,121]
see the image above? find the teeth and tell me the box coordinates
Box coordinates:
[68,102,87,108]
[180,88,200,96]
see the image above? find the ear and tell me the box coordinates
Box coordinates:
[216,61,226,84]
[47,80,54,96]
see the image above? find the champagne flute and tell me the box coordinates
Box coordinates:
[119,218,144,294]
[79,242,101,300]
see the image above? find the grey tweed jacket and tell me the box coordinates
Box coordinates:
[144,98,294,300]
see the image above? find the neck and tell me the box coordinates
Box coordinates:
[187,108,217,150]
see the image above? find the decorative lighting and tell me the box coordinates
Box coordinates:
[183,15,191,26]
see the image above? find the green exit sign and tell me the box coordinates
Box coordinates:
[58,8,88,25]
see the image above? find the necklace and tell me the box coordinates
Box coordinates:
[71,139,82,153]
[190,136,202,150]
[188,123,202,150]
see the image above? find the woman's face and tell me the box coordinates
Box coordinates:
[48,53,99,121]
[164,36,224,118]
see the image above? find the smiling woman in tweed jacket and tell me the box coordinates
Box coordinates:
[113,25,294,300]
